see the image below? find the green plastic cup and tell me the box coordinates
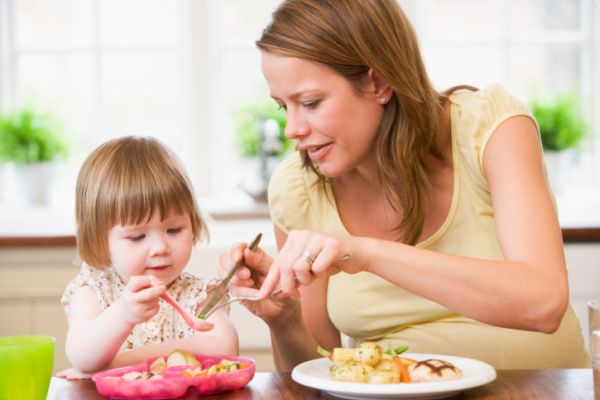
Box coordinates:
[0,336,55,400]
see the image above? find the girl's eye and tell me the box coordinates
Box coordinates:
[303,99,320,109]
[167,227,182,235]
[129,234,145,242]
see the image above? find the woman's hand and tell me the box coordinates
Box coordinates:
[257,230,367,299]
[219,242,294,323]
[118,275,166,326]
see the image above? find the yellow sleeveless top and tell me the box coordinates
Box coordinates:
[267,84,590,369]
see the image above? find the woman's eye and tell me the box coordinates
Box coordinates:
[129,234,145,242]
[167,227,182,235]
[277,103,287,111]
[303,99,320,109]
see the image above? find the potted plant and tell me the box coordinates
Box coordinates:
[232,100,290,202]
[0,105,69,205]
[530,93,587,192]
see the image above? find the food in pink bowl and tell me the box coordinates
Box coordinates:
[92,352,255,399]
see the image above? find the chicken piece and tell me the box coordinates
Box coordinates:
[407,359,463,382]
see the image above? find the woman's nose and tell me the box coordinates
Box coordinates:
[284,109,310,139]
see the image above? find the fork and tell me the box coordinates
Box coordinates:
[201,288,284,319]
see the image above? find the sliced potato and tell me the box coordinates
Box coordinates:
[150,356,167,374]
[185,352,202,367]
[330,361,374,383]
[368,370,400,384]
[166,350,188,367]
[353,342,383,367]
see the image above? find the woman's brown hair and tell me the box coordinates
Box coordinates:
[76,136,208,267]
[257,0,454,244]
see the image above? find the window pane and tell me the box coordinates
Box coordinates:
[100,52,183,139]
[423,0,500,38]
[99,0,180,47]
[423,45,504,89]
[509,44,581,98]
[221,0,281,44]
[508,0,581,32]
[222,49,268,109]
[15,53,96,139]
[15,0,94,47]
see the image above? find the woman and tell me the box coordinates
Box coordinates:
[222,0,589,371]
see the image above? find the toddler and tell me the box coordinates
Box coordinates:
[59,136,238,378]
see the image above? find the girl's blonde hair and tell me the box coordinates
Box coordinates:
[76,136,208,267]
[258,0,457,244]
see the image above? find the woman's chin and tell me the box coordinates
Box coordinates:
[314,163,344,178]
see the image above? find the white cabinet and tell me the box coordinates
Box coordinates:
[0,219,598,374]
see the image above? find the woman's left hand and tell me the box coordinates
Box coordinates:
[257,230,368,298]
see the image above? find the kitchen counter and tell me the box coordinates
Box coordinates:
[1,188,600,246]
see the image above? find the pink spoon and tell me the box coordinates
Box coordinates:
[160,292,214,331]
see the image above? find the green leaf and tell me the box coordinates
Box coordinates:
[231,100,290,158]
[0,105,69,164]
[530,93,588,151]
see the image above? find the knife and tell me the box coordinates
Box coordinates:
[197,232,262,319]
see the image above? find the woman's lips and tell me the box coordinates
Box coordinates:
[306,143,332,161]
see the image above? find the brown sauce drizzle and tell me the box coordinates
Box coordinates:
[415,359,460,377]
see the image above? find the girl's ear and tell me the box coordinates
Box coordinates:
[367,68,393,105]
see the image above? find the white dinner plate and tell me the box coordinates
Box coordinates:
[291,353,496,400]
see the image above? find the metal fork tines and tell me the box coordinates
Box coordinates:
[202,288,283,319]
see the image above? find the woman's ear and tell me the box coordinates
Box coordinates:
[367,68,393,105]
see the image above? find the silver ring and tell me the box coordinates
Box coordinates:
[300,251,316,265]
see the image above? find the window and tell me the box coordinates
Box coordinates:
[1,0,598,210]
[0,0,196,206]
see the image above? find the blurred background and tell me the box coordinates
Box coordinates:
[0,0,598,206]
[0,0,599,373]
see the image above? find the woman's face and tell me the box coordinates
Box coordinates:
[261,51,385,177]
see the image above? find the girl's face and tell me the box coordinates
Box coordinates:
[107,210,194,285]
[261,51,385,177]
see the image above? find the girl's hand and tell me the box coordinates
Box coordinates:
[257,230,366,299]
[219,243,292,323]
[118,275,166,326]
[56,367,94,380]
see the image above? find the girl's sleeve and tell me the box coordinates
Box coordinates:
[60,263,104,321]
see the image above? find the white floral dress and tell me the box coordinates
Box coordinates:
[61,263,219,353]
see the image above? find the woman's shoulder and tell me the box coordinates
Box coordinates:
[450,83,531,122]
[449,84,534,181]
[268,152,324,233]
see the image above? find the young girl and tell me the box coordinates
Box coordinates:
[60,136,238,378]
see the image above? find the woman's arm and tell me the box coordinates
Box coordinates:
[365,115,566,332]
[268,226,341,372]
[259,115,566,334]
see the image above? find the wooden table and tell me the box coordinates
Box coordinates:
[47,369,596,399]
